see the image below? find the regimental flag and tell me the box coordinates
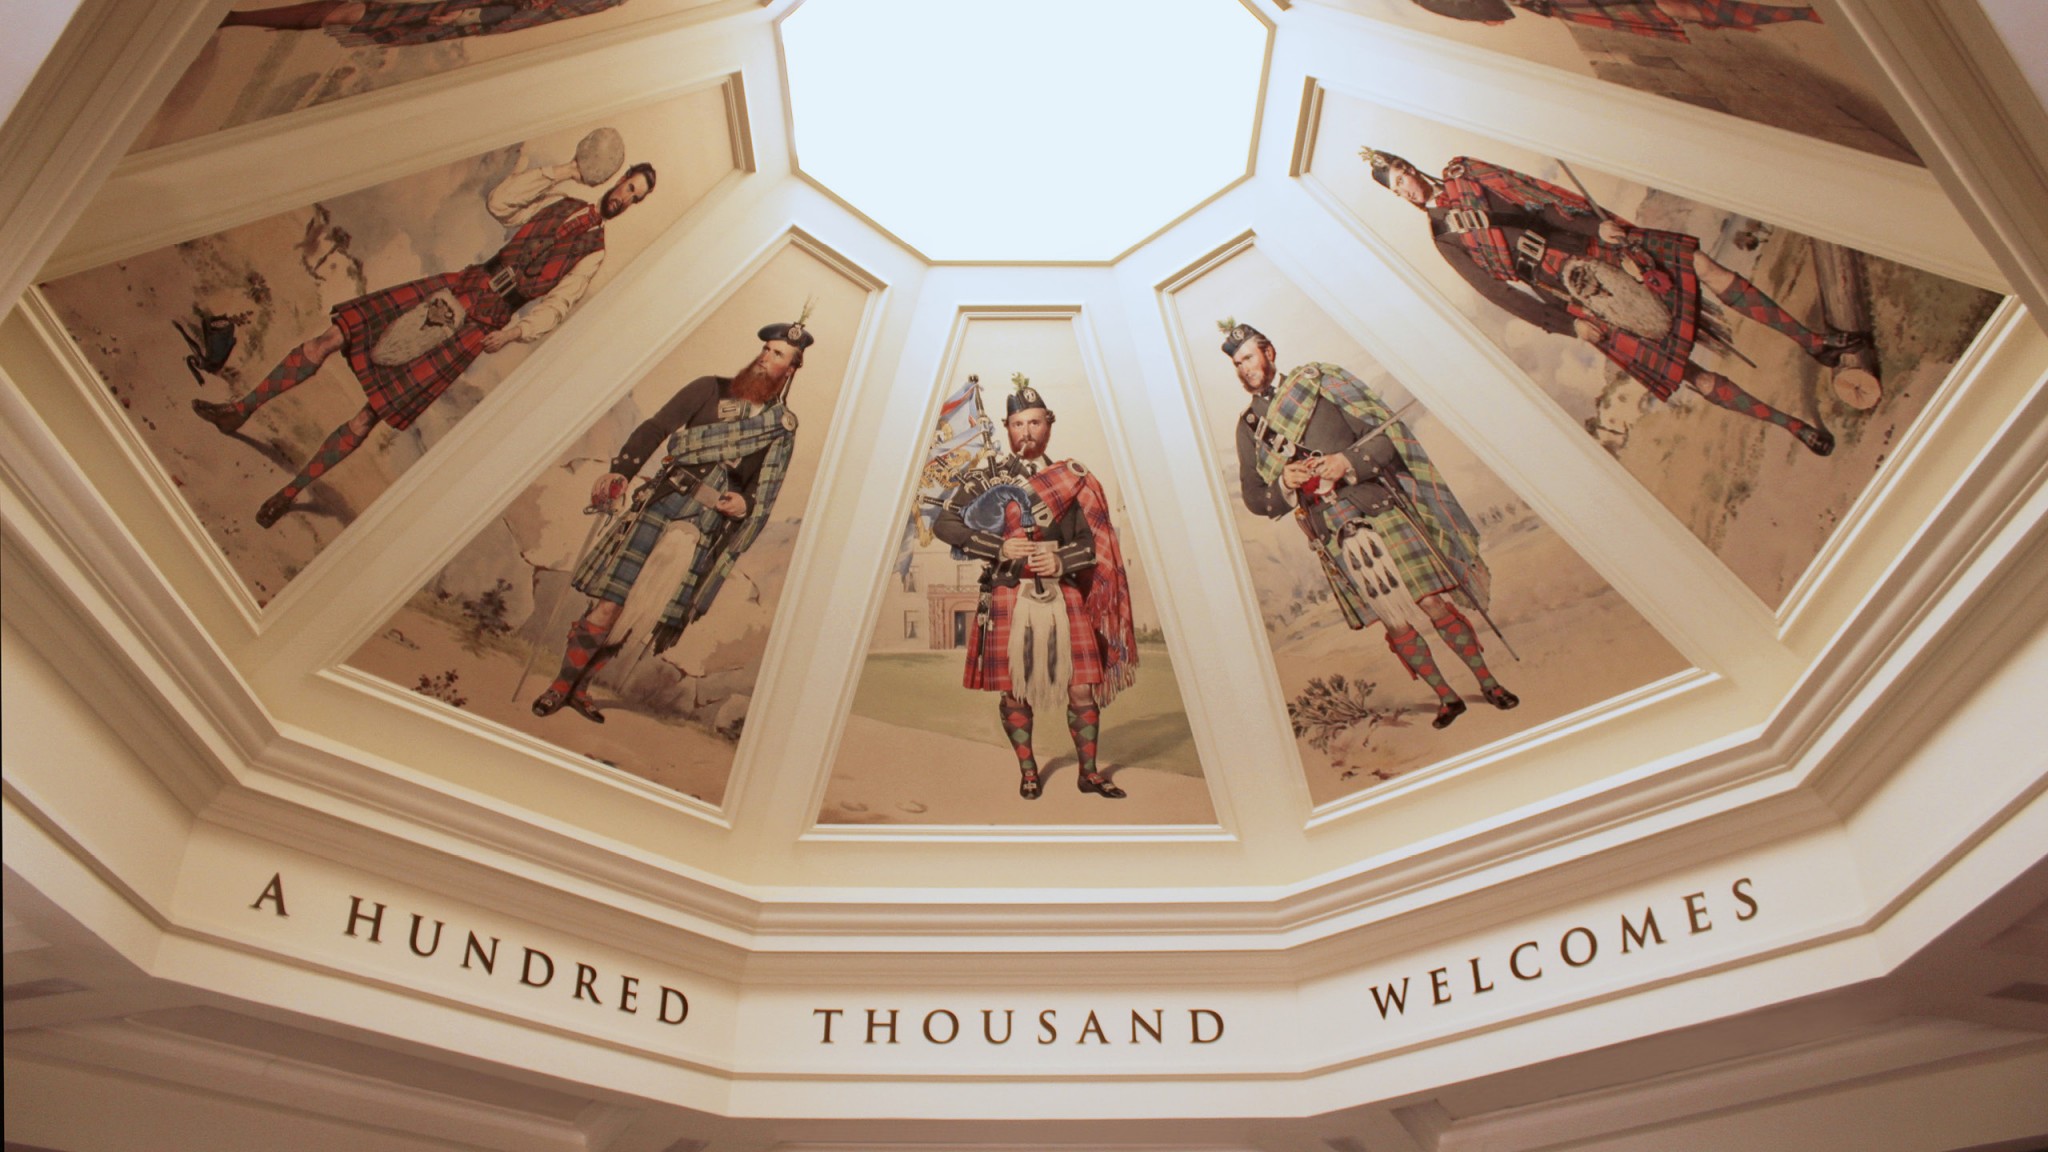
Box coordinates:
[910,376,994,548]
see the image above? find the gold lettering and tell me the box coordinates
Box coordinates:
[923,1009,959,1044]
[407,914,444,958]
[1076,1011,1108,1045]
[814,1008,842,1043]
[1130,1009,1163,1044]
[982,1009,1014,1044]
[1190,1009,1225,1043]
[1621,907,1665,953]
[1510,941,1542,980]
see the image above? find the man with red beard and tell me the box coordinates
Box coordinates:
[193,157,656,527]
[530,319,809,723]
[932,376,1138,800]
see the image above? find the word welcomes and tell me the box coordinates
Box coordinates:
[247,873,691,1028]
[813,1007,1225,1047]
[1367,878,1760,1020]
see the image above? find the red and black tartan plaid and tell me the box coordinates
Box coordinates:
[332,198,602,430]
[1442,157,1702,399]
[962,582,1104,693]
[960,498,1104,694]
[1523,0,1689,42]
[335,0,627,47]
[1580,227,1701,398]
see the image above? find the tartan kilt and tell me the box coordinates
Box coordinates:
[1584,228,1701,400]
[962,582,1104,693]
[1314,504,1463,618]
[570,491,709,605]
[332,266,511,430]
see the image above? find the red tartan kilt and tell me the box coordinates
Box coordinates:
[1586,229,1701,400]
[962,582,1103,693]
[333,267,509,430]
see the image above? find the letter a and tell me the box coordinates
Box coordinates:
[250,873,288,917]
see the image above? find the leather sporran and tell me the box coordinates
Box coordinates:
[1562,258,1672,340]
[371,291,467,366]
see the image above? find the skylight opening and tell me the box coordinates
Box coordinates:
[782,0,1267,263]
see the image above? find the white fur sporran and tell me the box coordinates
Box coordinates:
[371,290,467,366]
[1562,258,1672,340]
[1340,523,1433,636]
[1008,578,1072,718]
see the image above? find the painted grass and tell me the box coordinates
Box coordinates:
[849,643,1203,777]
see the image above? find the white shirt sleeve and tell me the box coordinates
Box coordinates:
[505,249,605,343]
[487,167,570,228]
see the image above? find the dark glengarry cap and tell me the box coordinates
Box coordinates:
[1217,316,1266,356]
[757,320,815,351]
[1006,372,1050,418]
[1360,146,1409,190]
[758,299,816,351]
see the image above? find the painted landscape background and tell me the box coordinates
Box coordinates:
[347,242,868,806]
[40,86,733,603]
[824,317,1213,827]
[1309,92,2003,606]
[1172,246,1690,806]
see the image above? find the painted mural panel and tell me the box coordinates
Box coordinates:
[40,86,733,603]
[823,317,1212,827]
[136,0,728,150]
[1172,246,1689,806]
[1309,93,2004,606]
[345,241,866,806]
[1312,0,1916,163]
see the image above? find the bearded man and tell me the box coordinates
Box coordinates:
[1364,148,1861,457]
[1225,321,1515,729]
[530,319,810,723]
[194,157,656,527]
[1408,0,1818,40]
[219,0,627,44]
[932,377,1138,800]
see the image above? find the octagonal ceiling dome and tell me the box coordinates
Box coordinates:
[781,0,1269,262]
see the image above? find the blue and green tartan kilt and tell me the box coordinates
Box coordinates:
[572,490,713,606]
[1304,502,1462,626]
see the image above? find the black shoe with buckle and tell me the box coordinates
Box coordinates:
[1433,697,1468,729]
[564,693,605,724]
[1795,423,1835,457]
[255,491,293,528]
[1483,685,1520,710]
[1018,766,1042,800]
[1077,770,1126,799]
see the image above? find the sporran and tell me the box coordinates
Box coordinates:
[1562,258,1672,340]
[371,290,467,366]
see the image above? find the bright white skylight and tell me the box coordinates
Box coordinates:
[782,0,1267,262]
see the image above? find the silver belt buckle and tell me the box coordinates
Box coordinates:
[488,267,517,296]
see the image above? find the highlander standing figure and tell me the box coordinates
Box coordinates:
[218,0,628,43]
[932,376,1138,800]
[1225,321,1516,730]
[529,316,810,723]
[1363,147,1867,456]
[194,134,654,526]
[1406,0,1820,39]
